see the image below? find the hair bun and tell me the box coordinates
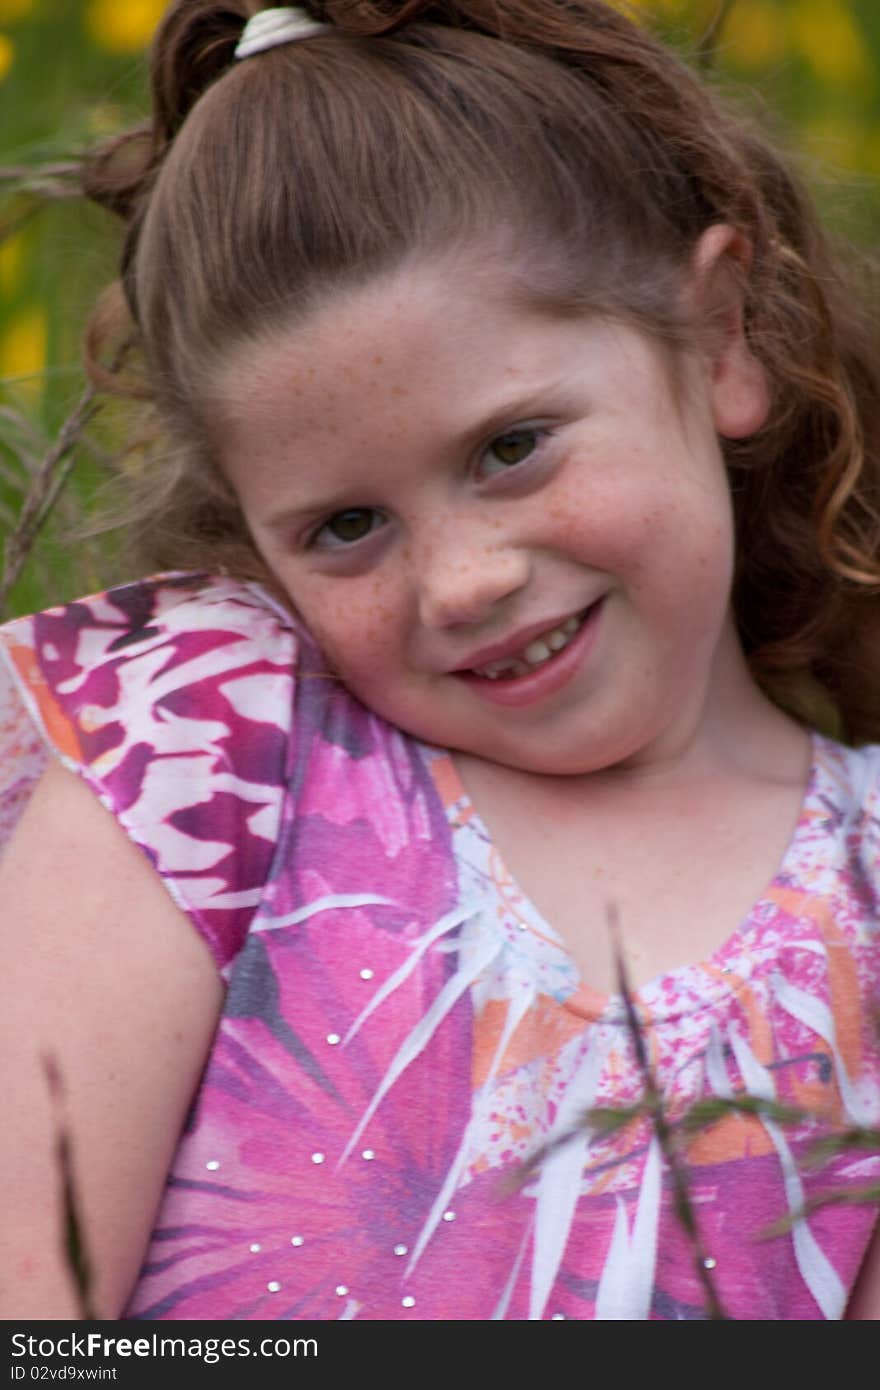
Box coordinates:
[151,2,251,144]
[81,127,155,222]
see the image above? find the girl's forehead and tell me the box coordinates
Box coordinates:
[210,274,683,491]
[284,251,528,344]
[218,253,629,414]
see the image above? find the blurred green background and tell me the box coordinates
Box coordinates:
[1,0,880,618]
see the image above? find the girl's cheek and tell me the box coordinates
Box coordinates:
[296,575,402,656]
[540,471,656,561]
[549,451,727,567]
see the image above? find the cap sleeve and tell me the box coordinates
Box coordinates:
[0,573,298,972]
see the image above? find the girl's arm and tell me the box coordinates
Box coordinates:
[0,760,224,1319]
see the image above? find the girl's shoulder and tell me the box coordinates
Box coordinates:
[0,573,310,970]
[795,733,880,946]
[813,732,880,843]
[0,569,300,678]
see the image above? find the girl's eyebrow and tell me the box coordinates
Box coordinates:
[459,378,576,447]
[257,377,579,534]
[260,492,371,535]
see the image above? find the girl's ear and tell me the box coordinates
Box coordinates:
[690,224,770,440]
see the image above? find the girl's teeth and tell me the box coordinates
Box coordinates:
[524,639,552,664]
[479,657,531,679]
[472,612,586,679]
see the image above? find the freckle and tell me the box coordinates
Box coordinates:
[373,354,384,365]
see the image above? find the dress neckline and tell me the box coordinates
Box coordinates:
[425,731,834,1026]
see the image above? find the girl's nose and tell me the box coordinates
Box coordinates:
[416,528,531,629]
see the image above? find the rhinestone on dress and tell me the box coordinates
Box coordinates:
[267,1281,281,1293]
[290,1236,305,1247]
[401,1296,416,1308]
[703,1256,717,1270]
[205,1160,220,1171]
[442,1210,456,1221]
[360,968,374,980]
[393,1244,408,1256]
[551,1314,565,1320]
[326,1033,341,1045]
[336,1285,349,1296]
[311,1152,326,1164]
[249,1242,262,1253]
[361,1149,375,1160]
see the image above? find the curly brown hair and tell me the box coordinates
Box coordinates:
[83,0,880,742]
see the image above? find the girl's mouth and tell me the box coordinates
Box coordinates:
[470,612,586,679]
[454,599,604,708]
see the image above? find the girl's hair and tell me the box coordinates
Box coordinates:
[84,0,880,742]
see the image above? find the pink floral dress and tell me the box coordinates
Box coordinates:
[1,574,879,1320]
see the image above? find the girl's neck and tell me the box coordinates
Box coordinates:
[449,652,814,996]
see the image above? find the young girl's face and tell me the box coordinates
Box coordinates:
[216,249,768,775]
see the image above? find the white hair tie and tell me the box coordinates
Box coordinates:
[234,7,331,60]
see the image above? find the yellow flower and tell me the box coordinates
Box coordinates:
[789,0,870,88]
[720,0,787,69]
[0,1,33,24]
[0,306,46,398]
[0,233,26,297]
[85,0,165,54]
[0,32,14,81]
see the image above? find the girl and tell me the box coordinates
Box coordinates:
[1,0,879,1321]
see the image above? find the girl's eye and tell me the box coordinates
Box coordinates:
[313,508,384,548]
[481,427,540,475]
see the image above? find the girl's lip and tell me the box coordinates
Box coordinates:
[453,598,604,707]
[452,605,590,674]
